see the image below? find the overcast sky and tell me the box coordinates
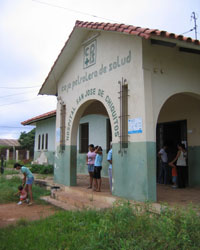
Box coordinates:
[0,0,199,139]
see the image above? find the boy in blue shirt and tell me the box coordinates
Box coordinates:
[93,146,103,192]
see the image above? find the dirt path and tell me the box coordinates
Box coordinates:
[0,203,58,228]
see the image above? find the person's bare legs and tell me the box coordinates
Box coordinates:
[93,178,97,191]
[96,178,101,192]
[27,184,33,205]
[88,172,93,188]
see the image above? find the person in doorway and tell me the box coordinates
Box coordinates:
[169,143,187,188]
[107,143,112,193]
[158,144,170,184]
[93,146,103,192]
[169,162,178,188]
[14,163,34,205]
[86,144,96,189]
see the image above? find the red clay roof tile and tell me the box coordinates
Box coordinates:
[21,110,56,126]
[75,20,200,45]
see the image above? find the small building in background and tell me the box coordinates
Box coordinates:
[21,110,56,165]
[0,139,20,161]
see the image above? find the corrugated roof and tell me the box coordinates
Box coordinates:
[0,139,20,147]
[21,110,56,125]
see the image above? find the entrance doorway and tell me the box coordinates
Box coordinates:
[70,100,113,193]
[156,120,188,184]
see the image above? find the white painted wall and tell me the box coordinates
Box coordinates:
[34,117,56,152]
[142,39,200,142]
[56,30,145,146]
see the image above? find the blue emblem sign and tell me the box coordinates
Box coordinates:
[83,40,96,69]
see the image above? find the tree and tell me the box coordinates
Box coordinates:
[18,128,35,153]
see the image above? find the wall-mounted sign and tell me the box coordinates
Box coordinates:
[83,40,97,69]
[128,118,142,134]
[56,128,60,142]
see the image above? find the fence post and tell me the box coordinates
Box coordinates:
[6,149,9,161]
[26,150,30,160]
[16,150,19,162]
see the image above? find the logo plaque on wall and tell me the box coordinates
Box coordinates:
[83,40,96,69]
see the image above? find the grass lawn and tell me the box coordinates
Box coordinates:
[0,176,50,204]
[0,200,200,249]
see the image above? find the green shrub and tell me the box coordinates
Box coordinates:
[30,164,54,174]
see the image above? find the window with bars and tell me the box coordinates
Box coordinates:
[119,78,129,150]
[42,134,44,150]
[45,133,48,150]
[38,135,41,150]
[122,84,128,148]
[79,123,89,153]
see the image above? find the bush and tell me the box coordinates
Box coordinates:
[30,164,54,174]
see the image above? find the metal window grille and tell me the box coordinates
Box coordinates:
[118,78,129,152]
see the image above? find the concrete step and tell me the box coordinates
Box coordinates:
[41,196,78,211]
[63,186,117,205]
[52,190,113,210]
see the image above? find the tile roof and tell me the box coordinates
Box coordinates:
[0,139,20,147]
[75,20,200,45]
[21,110,56,125]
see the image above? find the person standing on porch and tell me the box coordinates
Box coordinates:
[170,143,187,188]
[93,146,103,192]
[86,144,96,189]
[158,144,170,184]
[107,143,112,193]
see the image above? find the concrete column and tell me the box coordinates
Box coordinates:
[16,150,19,162]
[6,149,9,161]
[26,150,30,160]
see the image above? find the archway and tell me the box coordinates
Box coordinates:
[156,92,200,203]
[70,99,113,191]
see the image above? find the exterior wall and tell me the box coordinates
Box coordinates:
[54,31,157,201]
[34,117,56,165]
[142,39,200,186]
[77,114,110,177]
[142,39,200,141]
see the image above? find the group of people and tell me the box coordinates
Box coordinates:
[158,143,187,188]
[86,143,112,192]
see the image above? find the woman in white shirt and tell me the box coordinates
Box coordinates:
[170,143,187,188]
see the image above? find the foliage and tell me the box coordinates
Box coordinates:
[0,176,50,204]
[3,169,19,175]
[0,202,200,250]
[18,128,35,153]
[30,164,54,174]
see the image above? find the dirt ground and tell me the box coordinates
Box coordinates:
[157,183,200,206]
[0,203,58,228]
[1,174,199,229]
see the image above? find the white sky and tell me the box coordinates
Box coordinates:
[0,0,199,139]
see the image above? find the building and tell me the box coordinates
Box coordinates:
[22,110,56,165]
[36,20,199,202]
